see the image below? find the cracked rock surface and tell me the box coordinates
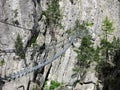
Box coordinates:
[0,0,120,90]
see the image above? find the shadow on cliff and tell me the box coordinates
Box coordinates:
[97,48,120,90]
[0,78,5,90]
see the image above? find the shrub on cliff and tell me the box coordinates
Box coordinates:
[15,34,25,59]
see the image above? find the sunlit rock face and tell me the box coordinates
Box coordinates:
[47,0,120,89]
[0,0,120,90]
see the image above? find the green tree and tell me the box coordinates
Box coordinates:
[96,17,120,90]
[97,37,120,90]
[0,59,5,66]
[102,17,114,40]
[44,0,61,27]
[15,34,25,59]
[101,17,114,61]
[75,35,94,69]
[72,21,96,82]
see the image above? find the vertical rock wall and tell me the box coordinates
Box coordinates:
[0,0,120,90]
[46,0,120,89]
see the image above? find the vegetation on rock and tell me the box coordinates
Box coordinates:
[96,17,120,90]
[44,80,61,90]
[15,34,25,59]
[0,59,5,66]
[72,18,120,90]
[44,0,62,28]
[96,37,120,90]
[72,20,95,79]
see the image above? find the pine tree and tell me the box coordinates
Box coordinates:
[101,17,114,61]
[15,34,25,59]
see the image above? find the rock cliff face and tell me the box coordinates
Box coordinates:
[0,0,120,90]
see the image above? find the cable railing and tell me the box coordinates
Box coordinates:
[0,18,87,82]
[0,37,68,54]
[0,20,32,31]
[0,31,82,82]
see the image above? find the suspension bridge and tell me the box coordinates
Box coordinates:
[0,20,86,83]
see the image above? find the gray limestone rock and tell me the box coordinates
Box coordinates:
[0,0,120,90]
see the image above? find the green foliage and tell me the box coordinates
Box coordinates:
[75,20,93,35]
[28,34,38,47]
[15,34,25,59]
[44,80,61,90]
[72,21,95,75]
[76,35,94,66]
[31,36,37,44]
[93,47,100,62]
[102,17,114,33]
[96,17,120,89]
[102,17,114,40]
[74,20,88,32]
[99,39,112,60]
[44,0,62,27]
[71,17,119,90]
[66,29,72,35]
[100,39,112,49]
[49,80,61,90]
[96,37,120,90]
[0,59,5,66]
[99,17,115,62]
[112,36,120,49]
[96,17,114,66]
[85,21,94,27]
[66,20,92,36]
